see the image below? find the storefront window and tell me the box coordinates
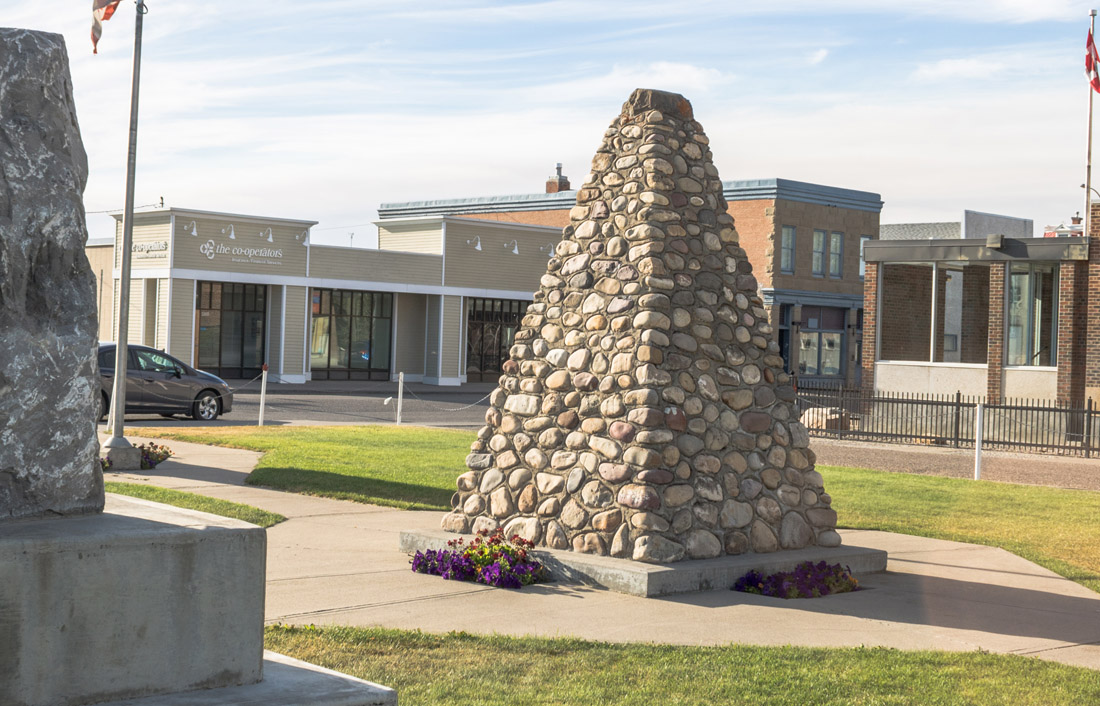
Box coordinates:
[195,281,266,378]
[310,289,393,380]
[1007,263,1057,366]
[466,298,529,382]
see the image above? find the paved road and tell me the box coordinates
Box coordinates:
[102,380,492,429]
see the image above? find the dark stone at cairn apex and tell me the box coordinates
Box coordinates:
[0,29,103,521]
[441,88,841,562]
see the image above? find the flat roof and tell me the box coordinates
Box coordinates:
[110,206,318,227]
[378,177,883,218]
[881,222,961,240]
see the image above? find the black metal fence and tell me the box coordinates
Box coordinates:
[795,385,1097,458]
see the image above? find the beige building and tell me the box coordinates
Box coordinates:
[91,207,559,385]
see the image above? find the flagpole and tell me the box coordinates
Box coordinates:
[103,0,147,454]
[1088,9,1097,239]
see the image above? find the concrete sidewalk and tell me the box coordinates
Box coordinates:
[106,437,1100,671]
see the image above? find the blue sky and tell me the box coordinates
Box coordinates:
[11,1,1099,245]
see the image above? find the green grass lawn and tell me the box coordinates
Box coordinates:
[821,466,1100,594]
[264,625,1100,706]
[137,426,469,510]
[139,424,1100,593]
[105,481,286,528]
[136,426,1100,698]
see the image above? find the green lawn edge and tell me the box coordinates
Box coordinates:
[105,481,287,528]
[134,426,1100,593]
[135,425,467,511]
[264,624,1100,706]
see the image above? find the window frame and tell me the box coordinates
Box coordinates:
[780,225,796,274]
[829,231,844,278]
[859,235,872,279]
[812,229,826,277]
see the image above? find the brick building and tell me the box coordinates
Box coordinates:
[861,208,1098,403]
[380,174,882,387]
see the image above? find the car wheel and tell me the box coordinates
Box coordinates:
[98,394,108,422]
[192,391,220,421]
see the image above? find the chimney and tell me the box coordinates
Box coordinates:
[545,163,570,193]
[1072,212,1083,226]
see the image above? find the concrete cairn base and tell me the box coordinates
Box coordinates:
[402,528,886,598]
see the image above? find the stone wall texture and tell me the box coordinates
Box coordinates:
[0,29,104,521]
[441,89,840,562]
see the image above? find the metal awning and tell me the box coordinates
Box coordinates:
[863,237,1089,263]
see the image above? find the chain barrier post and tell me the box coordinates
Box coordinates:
[397,372,404,426]
[258,363,269,427]
[974,402,984,480]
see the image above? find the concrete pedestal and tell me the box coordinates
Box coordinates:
[1,495,265,706]
[1,495,395,706]
[401,528,888,598]
[104,445,143,471]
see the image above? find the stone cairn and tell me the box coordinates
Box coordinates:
[442,89,840,562]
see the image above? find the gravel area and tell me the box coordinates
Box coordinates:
[812,437,1100,492]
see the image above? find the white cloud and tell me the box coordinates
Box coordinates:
[911,45,1073,83]
[808,49,830,65]
[913,58,1006,81]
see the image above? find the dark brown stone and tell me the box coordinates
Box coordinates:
[557,410,579,428]
[666,407,687,431]
[739,412,772,433]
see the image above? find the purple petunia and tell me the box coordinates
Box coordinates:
[410,527,547,589]
[732,561,860,599]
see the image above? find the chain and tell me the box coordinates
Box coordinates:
[402,382,492,409]
[228,372,265,393]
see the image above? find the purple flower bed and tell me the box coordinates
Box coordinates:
[411,528,547,589]
[732,560,860,599]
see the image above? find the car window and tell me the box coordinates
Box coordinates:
[134,350,177,373]
[98,349,115,370]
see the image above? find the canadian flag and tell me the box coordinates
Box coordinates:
[1088,30,1100,93]
[91,0,121,53]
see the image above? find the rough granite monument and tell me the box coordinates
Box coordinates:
[0,28,393,706]
[0,29,104,521]
[441,88,841,563]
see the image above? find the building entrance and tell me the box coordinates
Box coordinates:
[195,281,266,379]
[465,298,529,382]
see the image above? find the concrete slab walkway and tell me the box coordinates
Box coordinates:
[105,436,1100,671]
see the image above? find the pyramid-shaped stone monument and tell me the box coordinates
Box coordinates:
[442,88,841,563]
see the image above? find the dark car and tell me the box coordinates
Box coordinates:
[97,343,233,421]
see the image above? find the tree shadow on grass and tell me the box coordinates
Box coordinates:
[247,466,453,510]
